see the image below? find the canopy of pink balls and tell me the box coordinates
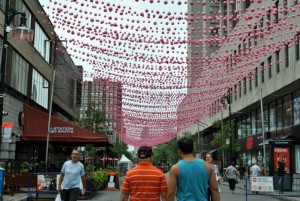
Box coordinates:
[40,0,300,146]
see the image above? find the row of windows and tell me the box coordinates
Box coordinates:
[236,89,300,139]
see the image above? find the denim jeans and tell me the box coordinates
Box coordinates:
[279,176,284,192]
[62,188,80,201]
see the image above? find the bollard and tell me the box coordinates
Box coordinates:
[0,167,4,201]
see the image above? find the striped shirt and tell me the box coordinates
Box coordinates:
[122,161,168,201]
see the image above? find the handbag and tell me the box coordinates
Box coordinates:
[55,194,61,201]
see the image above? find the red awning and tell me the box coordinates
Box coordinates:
[22,104,112,146]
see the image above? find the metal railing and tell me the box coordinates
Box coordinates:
[245,175,300,201]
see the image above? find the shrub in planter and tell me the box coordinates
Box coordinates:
[90,169,109,191]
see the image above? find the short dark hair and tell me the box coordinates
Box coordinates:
[138,146,153,158]
[177,137,194,154]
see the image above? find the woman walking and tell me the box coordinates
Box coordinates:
[205,153,220,200]
[225,162,239,194]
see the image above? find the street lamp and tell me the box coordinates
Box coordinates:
[221,88,233,166]
[194,120,208,158]
[0,0,34,156]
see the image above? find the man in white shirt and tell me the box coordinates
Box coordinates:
[250,162,261,176]
[250,162,261,194]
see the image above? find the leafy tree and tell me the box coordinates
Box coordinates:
[212,119,239,152]
[81,102,109,135]
[106,141,133,161]
[153,138,179,165]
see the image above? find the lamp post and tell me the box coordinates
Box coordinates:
[194,120,208,158]
[0,0,33,158]
[222,88,232,166]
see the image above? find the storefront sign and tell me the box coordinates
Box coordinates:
[246,136,253,150]
[251,176,274,192]
[49,127,74,134]
[2,122,14,142]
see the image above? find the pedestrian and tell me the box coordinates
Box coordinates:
[120,146,167,201]
[250,162,260,194]
[205,153,220,201]
[167,137,220,201]
[250,162,260,177]
[239,163,245,180]
[58,148,86,201]
[225,162,239,194]
[278,160,285,194]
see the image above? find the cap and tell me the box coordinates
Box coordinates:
[138,146,153,159]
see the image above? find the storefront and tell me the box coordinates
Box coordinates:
[15,104,112,171]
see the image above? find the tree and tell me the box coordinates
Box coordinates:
[153,138,179,165]
[106,141,133,161]
[212,119,239,152]
[81,102,109,135]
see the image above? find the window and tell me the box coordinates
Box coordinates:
[276,51,280,73]
[261,62,265,83]
[256,109,262,134]
[268,56,272,78]
[243,77,247,95]
[285,44,289,67]
[248,33,252,51]
[249,76,252,91]
[252,111,257,135]
[255,67,258,87]
[34,22,51,63]
[11,51,29,95]
[237,118,242,139]
[283,0,288,15]
[233,50,237,65]
[245,0,251,9]
[294,90,300,125]
[15,1,32,30]
[269,101,276,131]
[210,6,219,13]
[243,39,246,53]
[254,25,258,46]
[274,1,279,23]
[283,95,292,127]
[267,10,271,31]
[277,99,283,130]
[238,44,241,55]
[234,84,237,100]
[246,114,252,136]
[239,81,242,98]
[241,117,247,138]
[296,34,300,60]
[32,69,49,109]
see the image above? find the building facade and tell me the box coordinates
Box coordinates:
[181,0,300,175]
[0,1,110,171]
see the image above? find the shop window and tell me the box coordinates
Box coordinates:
[252,110,257,135]
[283,95,292,127]
[241,117,247,138]
[256,109,262,134]
[246,114,252,136]
[294,90,300,125]
[237,118,242,139]
[277,99,283,130]
[269,101,277,131]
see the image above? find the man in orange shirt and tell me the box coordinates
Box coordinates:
[120,146,167,201]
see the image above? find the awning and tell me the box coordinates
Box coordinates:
[22,104,113,146]
[208,149,218,154]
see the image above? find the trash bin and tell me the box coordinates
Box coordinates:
[0,167,4,201]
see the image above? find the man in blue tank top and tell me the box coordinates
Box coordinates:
[167,137,220,201]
